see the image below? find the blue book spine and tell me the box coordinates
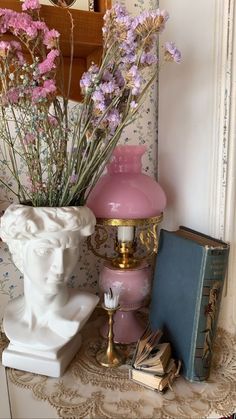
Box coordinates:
[189,248,229,381]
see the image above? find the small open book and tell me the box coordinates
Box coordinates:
[130,326,181,392]
[132,327,171,374]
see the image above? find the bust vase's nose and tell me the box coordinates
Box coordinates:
[51,249,64,275]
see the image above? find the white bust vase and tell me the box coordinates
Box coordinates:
[0,204,99,377]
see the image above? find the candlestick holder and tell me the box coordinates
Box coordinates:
[96,304,126,367]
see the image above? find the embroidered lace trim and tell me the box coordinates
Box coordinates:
[1,313,236,418]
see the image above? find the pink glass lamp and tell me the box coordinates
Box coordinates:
[87,145,166,344]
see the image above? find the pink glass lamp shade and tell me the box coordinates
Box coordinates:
[87,145,166,218]
[87,145,166,344]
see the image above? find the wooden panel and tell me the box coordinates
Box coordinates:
[59,56,87,101]
[0,1,104,56]
[0,0,107,101]
[95,0,112,12]
[86,46,103,68]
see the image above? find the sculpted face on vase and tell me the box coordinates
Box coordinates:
[22,231,80,302]
[1,204,98,349]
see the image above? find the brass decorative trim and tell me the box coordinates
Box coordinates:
[96,213,163,227]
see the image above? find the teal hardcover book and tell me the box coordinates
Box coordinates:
[149,226,229,382]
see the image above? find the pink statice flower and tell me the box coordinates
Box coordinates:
[0,41,10,56]
[43,29,60,49]
[164,42,181,63]
[38,49,60,75]
[0,40,23,60]
[32,79,56,102]
[7,87,20,104]
[2,88,20,105]
[3,11,38,38]
[27,179,42,193]
[22,0,40,11]
[3,40,26,65]
[48,116,58,126]
[23,133,35,145]
[7,89,20,104]
[33,20,48,31]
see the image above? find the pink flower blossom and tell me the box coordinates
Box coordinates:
[38,49,60,75]
[16,51,25,65]
[31,79,57,102]
[0,40,26,65]
[0,40,22,57]
[48,116,58,126]
[33,21,48,31]
[6,88,20,104]
[22,0,40,11]
[43,29,60,49]
[0,10,37,38]
[27,179,42,193]
[0,41,10,55]
[23,133,35,145]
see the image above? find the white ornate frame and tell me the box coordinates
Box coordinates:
[209,0,236,327]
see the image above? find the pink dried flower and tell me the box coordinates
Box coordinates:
[27,180,42,193]
[22,0,41,11]
[32,79,57,102]
[23,133,35,145]
[0,41,10,56]
[6,88,20,104]
[43,29,60,49]
[0,40,22,60]
[42,78,56,92]
[38,49,60,75]
[48,116,58,126]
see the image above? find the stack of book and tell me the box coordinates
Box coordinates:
[129,327,181,392]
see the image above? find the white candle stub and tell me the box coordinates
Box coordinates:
[104,288,119,309]
[117,226,134,242]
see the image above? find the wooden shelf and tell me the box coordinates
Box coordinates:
[0,0,110,101]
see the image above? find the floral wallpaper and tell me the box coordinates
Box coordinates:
[0,0,159,325]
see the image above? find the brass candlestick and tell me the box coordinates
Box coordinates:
[96,304,126,367]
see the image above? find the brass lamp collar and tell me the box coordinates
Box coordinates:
[87,213,164,269]
[95,214,163,227]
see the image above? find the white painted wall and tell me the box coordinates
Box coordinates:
[159,0,216,234]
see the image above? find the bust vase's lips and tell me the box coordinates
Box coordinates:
[46,276,64,284]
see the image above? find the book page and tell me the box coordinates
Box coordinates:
[133,327,163,367]
[136,343,171,370]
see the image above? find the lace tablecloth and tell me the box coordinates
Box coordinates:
[0,311,236,419]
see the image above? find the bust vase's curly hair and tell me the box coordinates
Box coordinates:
[0,204,96,271]
[1,204,96,241]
